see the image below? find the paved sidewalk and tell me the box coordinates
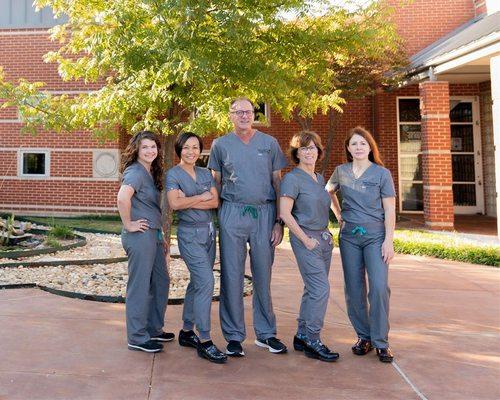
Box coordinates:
[0,246,499,400]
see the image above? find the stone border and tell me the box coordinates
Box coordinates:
[0,270,253,305]
[0,229,87,260]
[0,256,128,269]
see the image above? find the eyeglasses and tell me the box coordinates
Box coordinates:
[230,110,254,117]
[298,145,318,153]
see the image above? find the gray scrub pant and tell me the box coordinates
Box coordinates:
[290,228,333,341]
[177,222,216,340]
[121,228,169,345]
[218,201,277,342]
[339,222,390,349]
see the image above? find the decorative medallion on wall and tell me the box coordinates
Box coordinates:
[93,150,119,178]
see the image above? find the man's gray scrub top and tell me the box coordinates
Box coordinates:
[208,131,288,205]
[122,162,162,229]
[281,168,331,231]
[326,163,395,224]
[165,165,215,224]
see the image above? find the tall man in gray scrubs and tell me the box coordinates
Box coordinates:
[208,97,288,356]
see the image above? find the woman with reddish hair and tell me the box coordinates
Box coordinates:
[327,126,396,363]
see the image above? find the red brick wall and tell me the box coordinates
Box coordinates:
[473,0,487,16]
[0,30,118,215]
[386,0,475,57]
[419,81,454,229]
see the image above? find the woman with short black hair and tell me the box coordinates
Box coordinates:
[166,132,227,364]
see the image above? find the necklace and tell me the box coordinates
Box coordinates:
[352,163,371,179]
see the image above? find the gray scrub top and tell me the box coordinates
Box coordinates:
[208,130,288,205]
[165,165,215,224]
[326,163,395,224]
[281,168,331,231]
[121,162,162,229]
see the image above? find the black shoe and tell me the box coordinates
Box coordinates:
[226,340,245,357]
[376,347,394,363]
[352,339,373,356]
[151,331,175,342]
[255,337,287,354]
[128,340,163,353]
[197,341,228,364]
[178,329,199,348]
[304,339,339,362]
[293,335,307,351]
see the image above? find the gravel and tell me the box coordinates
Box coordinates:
[0,232,252,300]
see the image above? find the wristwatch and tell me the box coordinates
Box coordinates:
[275,218,285,226]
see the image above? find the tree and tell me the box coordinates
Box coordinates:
[0,0,405,239]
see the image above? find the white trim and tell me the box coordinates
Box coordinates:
[422,150,450,155]
[46,90,95,95]
[424,185,453,190]
[17,149,50,178]
[425,32,500,69]
[0,204,118,211]
[0,30,50,36]
[0,119,21,123]
[433,39,500,75]
[0,175,119,182]
[0,147,118,152]
[421,114,450,120]
[397,96,424,213]
[425,221,454,227]
[450,96,485,214]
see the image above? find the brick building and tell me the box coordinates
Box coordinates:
[0,0,499,234]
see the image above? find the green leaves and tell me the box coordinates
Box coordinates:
[0,0,406,139]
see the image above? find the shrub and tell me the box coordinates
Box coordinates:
[48,225,75,240]
[44,236,62,249]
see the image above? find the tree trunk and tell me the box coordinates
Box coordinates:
[292,110,312,131]
[321,108,337,176]
[161,134,176,254]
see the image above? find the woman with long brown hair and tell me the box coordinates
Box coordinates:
[117,130,173,353]
[327,126,396,363]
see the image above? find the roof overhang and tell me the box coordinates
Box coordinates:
[401,12,500,86]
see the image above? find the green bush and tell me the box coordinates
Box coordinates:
[44,236,62,249]
[393,239,499,267]
[48,225,75,240]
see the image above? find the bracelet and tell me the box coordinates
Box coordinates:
[275,218,285,226]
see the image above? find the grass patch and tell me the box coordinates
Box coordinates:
[44,236,62,249]
[48,225,75,239]
[17,215,123,234]
[393,229,499,267]
[284,224,499,267]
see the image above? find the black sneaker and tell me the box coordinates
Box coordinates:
[151,331,175,342]
[293,334,307,351]
[376,347,394,363]
[304,339,339,362]
[255,337,287,354]
[178,329,199,348]
[128,340,163,353]
[226,340,245,357]
[197,341,228,364]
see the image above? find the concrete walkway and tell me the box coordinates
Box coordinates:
[0,246,499,400]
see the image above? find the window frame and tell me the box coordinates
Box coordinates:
[397,96,423,214]
[18,149,50,179]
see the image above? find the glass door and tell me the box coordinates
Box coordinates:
[450,98,484,214]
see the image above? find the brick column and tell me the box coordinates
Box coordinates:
[419,81,454,230]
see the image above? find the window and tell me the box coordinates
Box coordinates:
[18,150,50,178]
[253,103,270,125]
[196,150,210,168]
[398,98,423,212]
